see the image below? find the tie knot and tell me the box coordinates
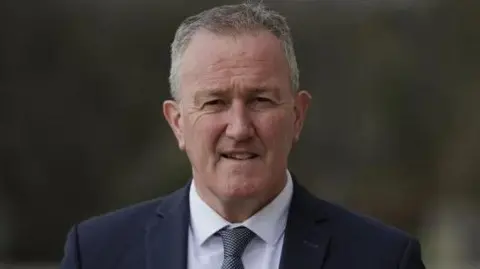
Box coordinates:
[218,226,256,257]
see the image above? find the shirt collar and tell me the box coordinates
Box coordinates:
[189,170,293,247]
[189,178,231,246]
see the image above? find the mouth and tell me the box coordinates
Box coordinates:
[220,152,259,160]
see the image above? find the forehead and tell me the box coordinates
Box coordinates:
[178,29,291,96]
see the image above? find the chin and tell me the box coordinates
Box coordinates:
[220,173,267,198]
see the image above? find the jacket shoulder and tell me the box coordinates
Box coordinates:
[315,198,418,259]
[321,199,414,241]
[77,183,188,233]
[293,180,414,244]
[74,196,164,259]
[62,185,189,269]
[304,195,424,267]
[78,196,164,235]
[60,197,166,269]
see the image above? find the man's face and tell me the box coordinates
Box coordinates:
[164,29,310,203]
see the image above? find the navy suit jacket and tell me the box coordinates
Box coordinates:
[60,179,425,269]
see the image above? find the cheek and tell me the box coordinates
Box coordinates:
[186,114,225,150]
[256,111,294,148]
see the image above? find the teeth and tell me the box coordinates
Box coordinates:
[225,153,256,160]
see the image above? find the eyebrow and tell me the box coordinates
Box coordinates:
[193,88,229,103]
[193,86,281,103]
[249,87,280,98]
[246,87,282,101]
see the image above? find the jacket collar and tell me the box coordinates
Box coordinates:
[144,175,331,269]
[279,177,331,269]
[145,181,191,269]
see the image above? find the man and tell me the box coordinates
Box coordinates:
[60,2,425,269]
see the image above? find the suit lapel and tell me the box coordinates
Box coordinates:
[145,183,191,269]
[279,180,331,269]
[143,177,331,269]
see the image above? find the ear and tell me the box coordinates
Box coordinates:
[293,90,311,143]
[163,100,185,150]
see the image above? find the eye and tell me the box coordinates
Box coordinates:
[205,99,224,105]
[255,97,270,102]
[249,96,275,110]
[202,99,226,110]
[255,97,272,103]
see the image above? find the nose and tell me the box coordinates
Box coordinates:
[225,101,254,141]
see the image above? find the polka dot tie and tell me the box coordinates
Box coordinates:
[218,226,256,269]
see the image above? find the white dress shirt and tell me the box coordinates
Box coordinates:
[187,170,294,269]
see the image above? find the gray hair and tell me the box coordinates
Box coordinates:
[169,2,299,100]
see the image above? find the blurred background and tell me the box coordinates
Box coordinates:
[1,0,479,268]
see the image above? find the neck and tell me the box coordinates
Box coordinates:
[194,176,287,223]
